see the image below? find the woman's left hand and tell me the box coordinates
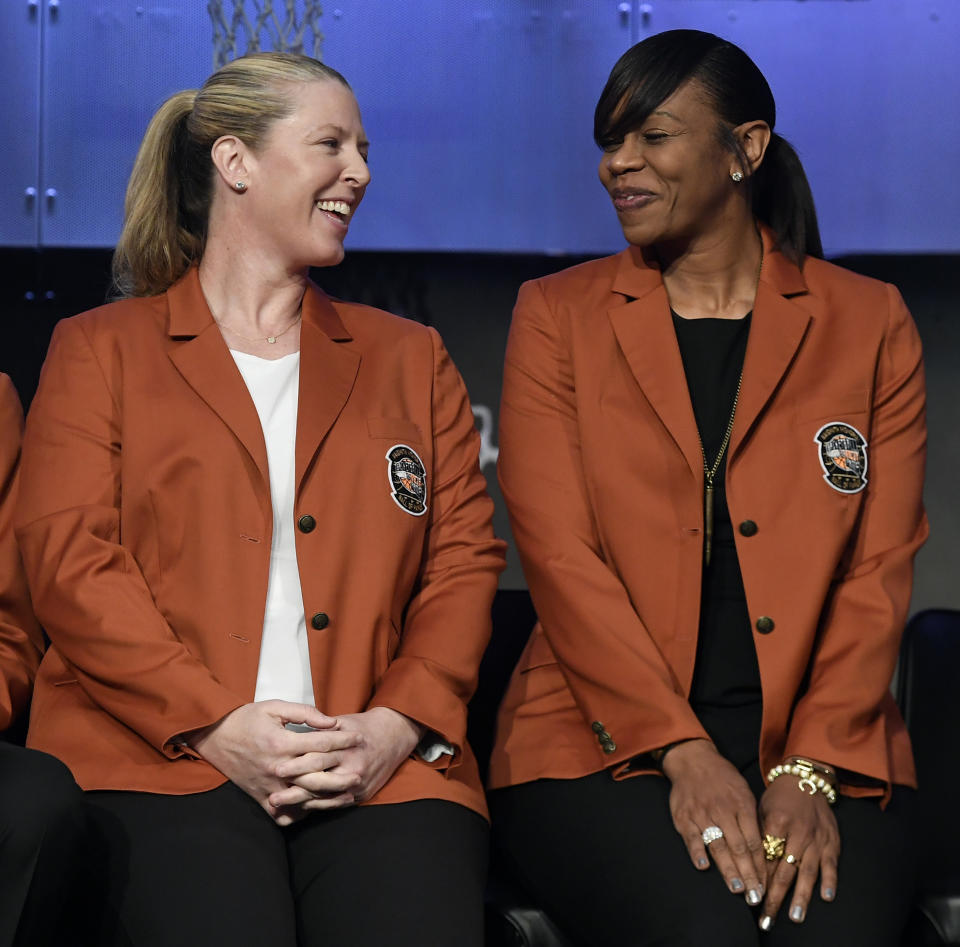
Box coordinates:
[268,707,423,810]
[756,776,840,929]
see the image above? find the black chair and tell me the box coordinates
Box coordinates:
[470,589,571,947]
[896,609,960,945]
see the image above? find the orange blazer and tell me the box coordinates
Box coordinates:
[0,374,43,731]
[489,227,927,801]
[16,268,505,817]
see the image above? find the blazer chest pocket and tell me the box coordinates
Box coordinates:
[794,391,870,427]
[369,418,430,518]
[796,392,872,499]
[367,417,424,444]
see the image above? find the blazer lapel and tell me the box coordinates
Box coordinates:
[295,284,360,494]
[165,269,270,489]
[608,248,704,479]
[729,239,811,459]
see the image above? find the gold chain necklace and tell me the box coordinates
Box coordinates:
[698,371,743,567]
[697,240,763,566]
[215,312,302,345]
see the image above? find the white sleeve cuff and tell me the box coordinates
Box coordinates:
[416,732,455,763]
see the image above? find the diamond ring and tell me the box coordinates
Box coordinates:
[701,825,724,846]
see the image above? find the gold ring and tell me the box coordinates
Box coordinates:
[762,834,786,861]
[785,853,798,865]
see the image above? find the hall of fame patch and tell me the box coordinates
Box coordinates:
[814,422,868,494]
[386,444,428,516]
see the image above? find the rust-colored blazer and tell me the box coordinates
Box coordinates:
[16,268,505,816]
[0,374,43,731]
[489,228,927,801]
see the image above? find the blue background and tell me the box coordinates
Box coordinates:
[2,0,958,255]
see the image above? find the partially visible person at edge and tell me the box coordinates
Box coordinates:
[488,29,925,946]
[15,52,505,947]
[0,372,85,947]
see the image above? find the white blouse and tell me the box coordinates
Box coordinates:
[230,350,313,707]
[230,348,452,760]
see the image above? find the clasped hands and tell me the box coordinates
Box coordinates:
[185,701,423,826]
[663,739,840,931]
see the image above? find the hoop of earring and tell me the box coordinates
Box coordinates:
[234,181,247,192]
[730,170,744,183]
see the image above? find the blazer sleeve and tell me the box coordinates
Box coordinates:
[368,327,506,768]
[15,319,244,755]
[0,375,43,732]
[785,285,928,784]
[498,279,709,764]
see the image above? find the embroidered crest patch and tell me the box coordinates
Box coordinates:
[386,444,428,516]
[814,422,868,494]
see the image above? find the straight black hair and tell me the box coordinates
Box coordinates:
[594,29,822,263]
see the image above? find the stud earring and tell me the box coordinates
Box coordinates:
[234,181,247,192]
[730,170,744,183]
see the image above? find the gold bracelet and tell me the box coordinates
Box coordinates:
[766,758,838,805]
[787,755,837,785]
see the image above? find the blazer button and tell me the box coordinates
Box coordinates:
[602,740,617,754]
[739,520,758,537]
[298,514,317,533]
[755,616,775,634]
[591,721,605,733]
[311,612,330,630]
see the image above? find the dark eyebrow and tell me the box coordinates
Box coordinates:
[648,109,681,122]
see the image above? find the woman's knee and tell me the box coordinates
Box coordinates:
[0,748,83,853]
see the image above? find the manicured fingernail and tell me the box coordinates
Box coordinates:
[759,915,773,932]
[790,905,804,922]
[697,857,709,869]
[747,888,762,905]
[823,887,835,901]
[730,878,744,892]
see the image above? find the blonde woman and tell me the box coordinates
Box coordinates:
[17,53,504,946]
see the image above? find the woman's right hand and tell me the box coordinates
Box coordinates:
[184,701,364,825]
[662,738,767,904]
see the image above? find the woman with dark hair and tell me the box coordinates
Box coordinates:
[16,52,504,946]
[489,29,925,945]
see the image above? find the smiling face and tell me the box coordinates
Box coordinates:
[240,79,370,271]
[598,79,741,251]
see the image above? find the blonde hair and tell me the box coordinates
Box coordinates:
[112,52,349,297]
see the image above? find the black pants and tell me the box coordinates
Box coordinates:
[0,741,86,947]
[84,782,488,947]
[490,767,918,947]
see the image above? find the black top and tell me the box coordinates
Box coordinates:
[672,311,762,770]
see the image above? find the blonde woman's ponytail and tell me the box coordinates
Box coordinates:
[112,90,203,297]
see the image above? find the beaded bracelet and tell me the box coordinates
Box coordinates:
[766,758,838,805]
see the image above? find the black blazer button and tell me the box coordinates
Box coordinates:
[755,616,775,634]
[739,520,758,537]
[298,514,317,533]
[602,741,617,754]
[591,721,605,733]
[311,612,330,630]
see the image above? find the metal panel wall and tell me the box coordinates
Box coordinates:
[37,1,208,246]
[0,1,43,246]
[0,0,956,252]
